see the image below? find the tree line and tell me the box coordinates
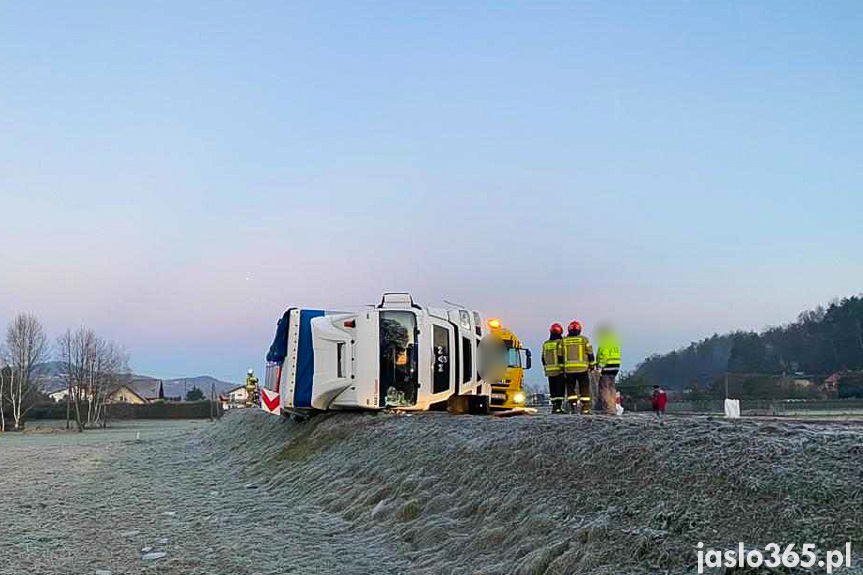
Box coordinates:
[0,313,129,432]
[622,295,863,396]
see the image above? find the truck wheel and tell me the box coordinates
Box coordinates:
[466,394,489,415]
[446,394,490,415]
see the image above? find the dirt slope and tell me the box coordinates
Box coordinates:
[208,411,863,574]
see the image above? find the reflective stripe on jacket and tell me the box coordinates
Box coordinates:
[562,335,593,374]
[597,336,621,371]
[542,340,563,376]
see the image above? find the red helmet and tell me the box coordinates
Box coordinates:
[549,322,563,335]
[568,320,582,335]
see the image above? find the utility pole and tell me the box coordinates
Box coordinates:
[65,388,71,430]
[210,382,215,422]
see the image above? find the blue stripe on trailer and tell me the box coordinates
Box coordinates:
[294,309,324,408]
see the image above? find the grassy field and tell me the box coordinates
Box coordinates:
[2,411,862,574]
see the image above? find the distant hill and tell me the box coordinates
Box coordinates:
[34,360,66,392]
[627,294,863,391]
[35,361,150,394]
[35,362,238,398]
[626,334,736,391]
[161,376,240,399]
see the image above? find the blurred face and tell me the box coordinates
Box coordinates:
[596,322,615,339]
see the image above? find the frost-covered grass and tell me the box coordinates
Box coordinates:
[2,412,862,574]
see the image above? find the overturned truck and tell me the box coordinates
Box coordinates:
[261,293,503,418]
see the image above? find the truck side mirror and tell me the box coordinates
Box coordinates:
[524,349,532,370]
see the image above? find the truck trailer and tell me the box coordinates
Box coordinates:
[261,293,496,417]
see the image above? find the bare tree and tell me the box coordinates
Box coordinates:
[57,328,90,432]
[90,340,128,427]
[0,352,8,432]
[4,314,49,430]
[56,327,129,431]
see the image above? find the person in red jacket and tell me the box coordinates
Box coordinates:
[651,385,667,418]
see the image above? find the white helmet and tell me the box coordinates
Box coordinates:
[247,368,254,375]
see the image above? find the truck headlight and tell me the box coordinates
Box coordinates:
[514,392,525,404]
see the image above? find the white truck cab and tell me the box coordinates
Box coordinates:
[261,293,493,416]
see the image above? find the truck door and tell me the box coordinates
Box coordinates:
[428,317,455,402]
[448,309,479,394]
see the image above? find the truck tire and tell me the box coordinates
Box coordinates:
[447,394,489,415]
[467,394,489,415]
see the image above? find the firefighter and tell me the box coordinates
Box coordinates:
[562,320,595,414]
[245,368,259,408]
[541,323,566,414]
[595,323,621,415]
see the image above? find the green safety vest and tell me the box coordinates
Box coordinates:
[562,335,593,374]
[542,340,563,376]
[597,335,621,371]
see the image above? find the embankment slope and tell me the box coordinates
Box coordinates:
[206,411,863,574]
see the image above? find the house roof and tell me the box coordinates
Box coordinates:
[228,384,246,393]
[126,378,163,400]
[109,383,148,404]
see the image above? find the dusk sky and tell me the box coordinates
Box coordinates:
[2,1,861,383]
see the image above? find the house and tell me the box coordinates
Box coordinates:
[49,379,164,404]
[790,378,814,389]
[823,373,841,393]
[105,379,165,404]
[106,383,149,404]
[220,385,248,409]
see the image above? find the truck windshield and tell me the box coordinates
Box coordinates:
[379,311,418,407]
[506,346,522,368]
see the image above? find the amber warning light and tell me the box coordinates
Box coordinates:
[487,318,502,329]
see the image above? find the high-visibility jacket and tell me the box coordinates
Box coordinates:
[541,339,563,377]
[562,335,594,374]
[596,335,621,372]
